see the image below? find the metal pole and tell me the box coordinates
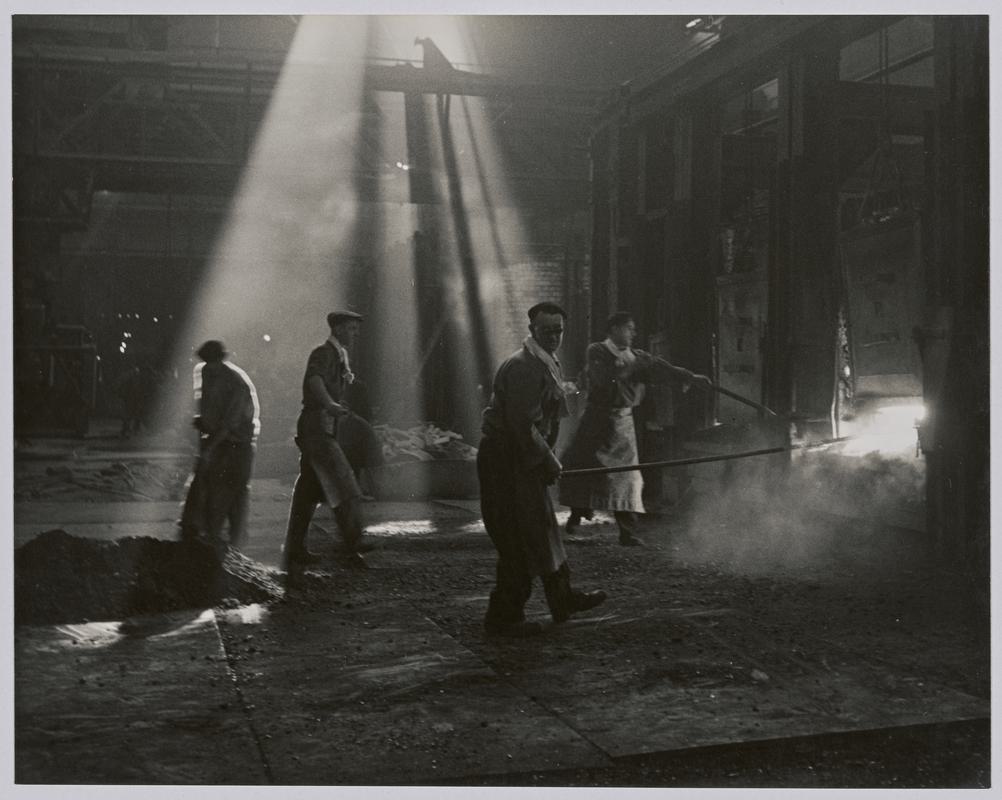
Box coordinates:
[649,353,780,417]
[562,446,787,477]
[711,383,780,418]
[561,437,850,478]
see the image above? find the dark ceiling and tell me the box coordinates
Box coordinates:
[458,15,698,88]
[13,13,707,91]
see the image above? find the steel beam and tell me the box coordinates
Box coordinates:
[14,45,600,110]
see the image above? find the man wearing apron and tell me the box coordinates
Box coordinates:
[282,310,374,568]
[560,311,711,546]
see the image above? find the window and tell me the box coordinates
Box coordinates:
[638,117,674,213]
[721,78,779,136]
[719,78,778,273]
[839,16,934,87]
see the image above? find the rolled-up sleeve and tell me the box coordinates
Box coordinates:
[304,345,333,383]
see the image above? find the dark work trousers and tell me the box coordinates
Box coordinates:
[541,563,577,623]
[283,452,363,562]
[479,437,574,626]
[614,510,638,541]
[483,550,578,626]
[180,440,254,548]
[336,413,385,478]
[485,554,534,628]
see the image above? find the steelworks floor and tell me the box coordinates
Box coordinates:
[12,438,991,788]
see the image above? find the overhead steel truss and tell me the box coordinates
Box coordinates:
[13,45,599,223]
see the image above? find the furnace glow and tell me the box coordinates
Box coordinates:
[840,402,925,457]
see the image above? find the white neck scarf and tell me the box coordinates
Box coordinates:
[523,335,575,415]
[602,337,636,366]
[328,335,355,385]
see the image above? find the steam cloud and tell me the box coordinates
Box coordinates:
[673,432,926,576]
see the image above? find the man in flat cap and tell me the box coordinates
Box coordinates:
[477,301,607,636]
[282,310,376,570]
[179,339,260,552]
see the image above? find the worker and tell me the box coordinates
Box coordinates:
[282,310,375,571]
[179,340,260,552]
[478,301,607,636]
[113,354,159,439]
[559,311,711,546]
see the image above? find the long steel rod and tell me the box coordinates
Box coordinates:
[710,384,781,418]
[561,446,788,477]
[649,354,780,418]
[560,437,851,478]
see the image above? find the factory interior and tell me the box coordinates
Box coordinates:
[8,12,992,790]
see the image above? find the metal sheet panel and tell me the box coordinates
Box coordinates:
[716,270,768,423]
[840,214,923,398]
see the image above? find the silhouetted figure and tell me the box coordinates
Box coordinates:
[113,358,159,439]
[179,340,260,552]
[282,311,377,572]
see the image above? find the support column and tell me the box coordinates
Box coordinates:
[768,46,840,430]
[924,17,989,582]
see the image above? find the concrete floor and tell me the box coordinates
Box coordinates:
[12,442,991,786]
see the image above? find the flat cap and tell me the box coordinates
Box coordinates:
[527,301,567,321]
[327,310,364,328]
[196,340,228,362]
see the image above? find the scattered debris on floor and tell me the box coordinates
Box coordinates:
[15,459,190,502]
[15,529,283,625]
[374,423,478,462]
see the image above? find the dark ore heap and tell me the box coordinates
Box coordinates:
[15,529,284,625]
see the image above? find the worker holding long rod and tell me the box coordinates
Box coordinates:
[560,349,850,479]
[559,311,713,546]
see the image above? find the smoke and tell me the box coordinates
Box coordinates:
[673,439,926,576]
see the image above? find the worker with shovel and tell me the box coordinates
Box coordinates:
[282,310,377,574]
[178,339,260,554]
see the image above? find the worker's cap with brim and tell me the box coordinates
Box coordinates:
[527,301,567,321]
[196,340,228,362]
[327,310,364,328]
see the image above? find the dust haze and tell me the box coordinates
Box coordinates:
[672,437,925,577]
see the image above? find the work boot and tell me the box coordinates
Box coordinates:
[334,498,373,554]
[567,589,608,615]
[549,589,608,624]
[337,538,377,555]
[543,563,608,623]
[615,511,643,546]
[283,491,321,569]
[565,507,592,534]
[282,543,322,569]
